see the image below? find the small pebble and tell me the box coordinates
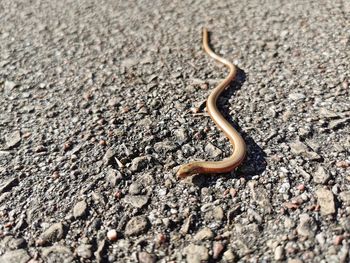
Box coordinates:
[336,161,349,168]
[274,245,284,261]
[73,200,88,218]
[213,242,225,259]
[333,235,343,245]
[107,229,118,242]
[52,171,60,179]
[296,184,305,191]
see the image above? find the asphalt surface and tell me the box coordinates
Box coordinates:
[0,0,349,262]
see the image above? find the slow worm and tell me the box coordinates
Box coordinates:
[177,28,246,178]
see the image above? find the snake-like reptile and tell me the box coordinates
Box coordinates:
[177,28,246,178]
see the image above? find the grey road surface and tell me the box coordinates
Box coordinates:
[0,0,349,262]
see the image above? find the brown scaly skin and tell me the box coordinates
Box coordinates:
[177,28,247,179]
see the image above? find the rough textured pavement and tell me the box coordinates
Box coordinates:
[0,0,350,262]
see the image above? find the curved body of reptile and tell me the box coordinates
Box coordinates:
[177,28,246,178]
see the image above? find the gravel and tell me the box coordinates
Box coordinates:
[0,0,349,262]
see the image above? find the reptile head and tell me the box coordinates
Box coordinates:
[176,164,200,179]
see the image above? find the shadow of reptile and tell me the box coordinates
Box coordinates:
[192,68,267,186]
